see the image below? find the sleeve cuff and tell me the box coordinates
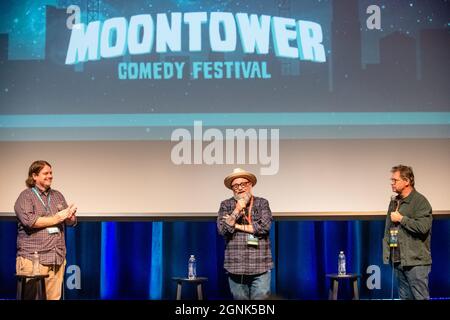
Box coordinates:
[26,214,40,229]
[400,215,409,227]
[251,221,259,235]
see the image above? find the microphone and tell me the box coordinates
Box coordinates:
[389,195,400,227]
[235,192,250,207]
[389,195,400,248]
[233,192,251,217]
[389,195,399,212]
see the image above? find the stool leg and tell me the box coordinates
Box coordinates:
[40,279,47,300]
[328,279,332,300]
[36,278,42,300]
[197,283,203,300]
[331,279,339,300]
[176,282,182,300]
[16,278,23,300]
[352,279,359,300]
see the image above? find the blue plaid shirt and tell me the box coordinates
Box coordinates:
[217,196,273,275]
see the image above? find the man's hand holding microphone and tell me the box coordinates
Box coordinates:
[389,196,403,223]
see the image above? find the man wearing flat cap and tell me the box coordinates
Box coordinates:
[217,168,273,300]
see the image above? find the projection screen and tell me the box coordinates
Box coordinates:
[1,1,449,218]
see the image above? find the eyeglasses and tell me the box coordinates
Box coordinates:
[231,181,251,191]
[390,178,402,184]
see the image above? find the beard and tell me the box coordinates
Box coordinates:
[234,191,251,205]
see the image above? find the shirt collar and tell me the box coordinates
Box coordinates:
[34,185,51,196]
[400,189,416,204]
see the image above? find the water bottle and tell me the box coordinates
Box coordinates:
[32,251,40,276]
[338,251,346,275]
[188,255,197,279]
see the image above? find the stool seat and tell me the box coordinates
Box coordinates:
[15,273,49,300]
[326,273,361,300]
[171,277,208,300]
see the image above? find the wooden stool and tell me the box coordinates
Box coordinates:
[326,274,361,300]
[16,274,49,300]
[172,277,208,300]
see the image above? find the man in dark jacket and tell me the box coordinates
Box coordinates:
[383,165,432,300]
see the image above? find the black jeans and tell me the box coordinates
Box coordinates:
[394,264,431,300]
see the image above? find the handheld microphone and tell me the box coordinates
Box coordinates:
[234,192,251,217]
[390,195,399,212]
[389,195,400,228]
[235,192,250,206]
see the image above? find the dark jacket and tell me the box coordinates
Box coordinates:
[383,189,432,266]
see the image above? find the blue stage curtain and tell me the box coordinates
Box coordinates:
[0,219,449,299]
[0,222,17,299]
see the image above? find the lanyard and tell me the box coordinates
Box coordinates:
[32,187,51,212]
[243,196,254,225]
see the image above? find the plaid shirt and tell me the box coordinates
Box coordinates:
[217,196,273,275]
[14,187,69,265]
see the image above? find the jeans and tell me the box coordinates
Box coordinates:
[394,264,431,300]
[228,271,271,300]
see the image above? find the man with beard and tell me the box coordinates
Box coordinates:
[217,168,273,300]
